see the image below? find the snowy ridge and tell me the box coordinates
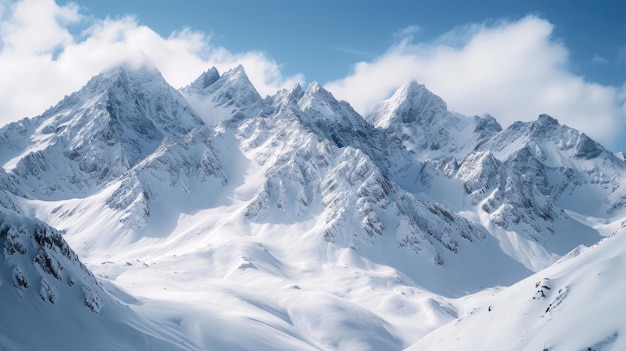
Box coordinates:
[295,82,413,178]
[235,80,494,271]
[106,126,227,232]
[417,112,626,270]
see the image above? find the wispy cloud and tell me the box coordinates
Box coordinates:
[332,47,376,58]
[393,25,421,41]
[0,0,303,124]
[325,16,626,147]
[591,54,608,64]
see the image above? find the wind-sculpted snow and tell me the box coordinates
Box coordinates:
[0,203,198,349]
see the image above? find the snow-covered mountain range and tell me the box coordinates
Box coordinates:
[1,61,625,350]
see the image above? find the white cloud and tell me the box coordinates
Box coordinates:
[325,16,626,148]
[0,0,303,124]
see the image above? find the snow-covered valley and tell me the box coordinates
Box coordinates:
[1,61,625,350]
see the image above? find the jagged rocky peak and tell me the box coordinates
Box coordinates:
[299,81,334,104]
[268,82,304,111]
[224,64,250,81]
[473,113,502,133]
[183,64,260,97]
[181,64,264,122]
[297,81,361,122]
[367,81,448,129]
[77,61,174,101]
[47,60,201,132]
[537,113,558,124]
[181,66,220,94]
[220,65,263,103]
[0,60,203,198]
[44,60,203,147]
[365,81,499,159]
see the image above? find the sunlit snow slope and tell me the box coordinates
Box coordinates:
[407,231,626,351]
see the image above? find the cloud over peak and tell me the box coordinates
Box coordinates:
[0,0,303,123]
[0,2,624,150]
[325,16,626,147]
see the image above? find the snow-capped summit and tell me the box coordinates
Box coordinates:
[419,112,626,271]
[292,81,413,178]
[296,81,368,132]
[368,81,501,160]
[181,65,264,124]
[0,62,202,198]
[181,67,220,94]
[368,81,448,129]
[267,82,305,111]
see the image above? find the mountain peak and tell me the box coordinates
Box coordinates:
[301,81,339,106]
[182,67,220,93]
[180,65,263,122]
[536,113,558,125]
[298,81,343,114]
[367,81,448,129]
[1,62,203,197]
[270,82,304,108]
[99,59,163,81]
[222,64,250,83]
[230,64,246,74]
[304,81,326,95]
[401,80,436,99]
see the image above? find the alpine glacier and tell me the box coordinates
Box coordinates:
[0,60,625,350]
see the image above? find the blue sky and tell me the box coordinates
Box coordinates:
[1,0,625,151]
[67,0,626,87]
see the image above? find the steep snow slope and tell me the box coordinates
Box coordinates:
[407,228,626,351]
[0,195,195,350]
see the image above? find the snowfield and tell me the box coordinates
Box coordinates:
[0,61,625,350]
